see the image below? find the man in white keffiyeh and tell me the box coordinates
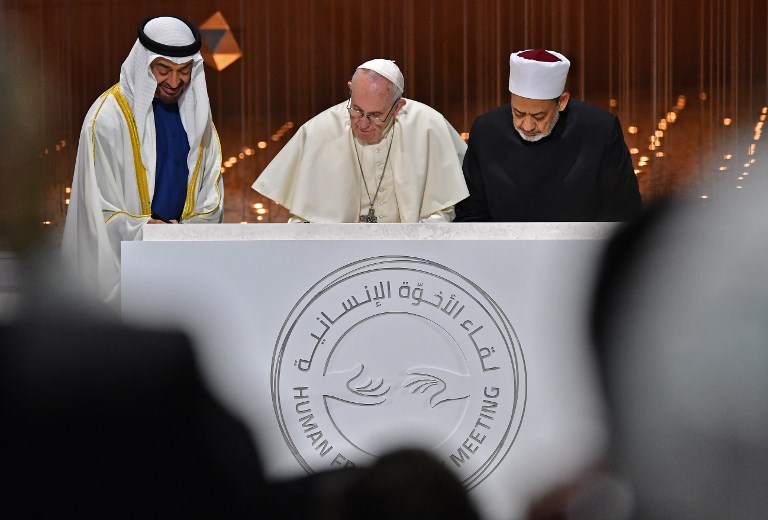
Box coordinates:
[63,15,223,310]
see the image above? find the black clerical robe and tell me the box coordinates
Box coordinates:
[455,100,641,222]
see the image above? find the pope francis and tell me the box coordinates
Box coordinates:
[252,59,468,223]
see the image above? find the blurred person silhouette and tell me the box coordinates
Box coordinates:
[589,177,768,519]
[338,448,481,520]
[270,447,481,520]
[1,323,270,518]
[1,17,268,518]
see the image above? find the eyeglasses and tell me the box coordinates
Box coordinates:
[347,97,400,126]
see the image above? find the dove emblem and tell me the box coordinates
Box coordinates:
[323,363,390,405]
[271,256,526,489]
[404,368,471,408]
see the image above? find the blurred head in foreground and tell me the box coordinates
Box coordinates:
[591,182,768,519]
[0,15,49,257]
[0,17,267,517]
[271,447,481,520]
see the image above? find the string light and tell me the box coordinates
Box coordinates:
[711,105,768,194]
[23,4,768,226]
[627,95,687,178]
[219,122,294,182]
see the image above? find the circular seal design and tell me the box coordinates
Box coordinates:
[271,255,526,489]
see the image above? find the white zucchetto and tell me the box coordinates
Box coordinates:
[358,59,405,95]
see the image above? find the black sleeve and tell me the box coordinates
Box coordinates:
[454,136,492,222]
[597,116,642,221]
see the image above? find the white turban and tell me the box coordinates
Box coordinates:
[118,15,211,185]
[508,49,570,100]
[358,58,405,96]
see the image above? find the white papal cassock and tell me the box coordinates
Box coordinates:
[252,99,469,223]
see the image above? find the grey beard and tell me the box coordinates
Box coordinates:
[517,110,560,143]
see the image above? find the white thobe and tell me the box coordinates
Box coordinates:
[253,99,468,223]
[62,85,223,308]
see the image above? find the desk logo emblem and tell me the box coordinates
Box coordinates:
[271,256,526,489]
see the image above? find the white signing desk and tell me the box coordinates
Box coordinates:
[122,223,616,520]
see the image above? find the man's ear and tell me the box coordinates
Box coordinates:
[390,97,407,119]
[558,92,571,111]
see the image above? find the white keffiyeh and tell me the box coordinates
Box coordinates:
[118,16,211,179]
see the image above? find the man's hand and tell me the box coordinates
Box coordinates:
[148,213,178,224]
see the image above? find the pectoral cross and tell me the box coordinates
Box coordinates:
[360,206,378,223]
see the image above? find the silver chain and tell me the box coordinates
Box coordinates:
[353,127,395,223]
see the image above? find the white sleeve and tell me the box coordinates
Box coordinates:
[419,206,456,223]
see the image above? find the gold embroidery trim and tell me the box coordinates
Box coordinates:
[92,84,219,223]
[181,124,222,220]
[180,138,204,220]
[104,209,148,224]
[90,86,114,163]
[110,85,151,216]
